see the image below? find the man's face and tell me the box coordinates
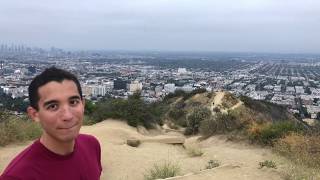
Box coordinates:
[28,80,84,143]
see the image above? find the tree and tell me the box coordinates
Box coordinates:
[185,107,211,135]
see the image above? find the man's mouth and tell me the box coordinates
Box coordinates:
[58,123,77,130]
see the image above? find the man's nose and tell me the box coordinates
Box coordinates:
[60,105,73,121]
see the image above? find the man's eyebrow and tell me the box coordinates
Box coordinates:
[69,95,81,100]
[43,100,58,107]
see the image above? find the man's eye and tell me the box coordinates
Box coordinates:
[47,104,58,110]
[70,99,80,105]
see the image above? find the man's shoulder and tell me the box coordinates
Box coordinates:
[1,141,39,179]
[77,134,100,146]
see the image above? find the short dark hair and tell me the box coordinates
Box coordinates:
[28,67,83,110]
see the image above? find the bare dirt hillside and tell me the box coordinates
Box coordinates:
[0,119,288,180]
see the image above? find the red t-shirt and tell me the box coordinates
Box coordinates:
[0,134,102,180]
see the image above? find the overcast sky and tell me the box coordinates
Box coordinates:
[0,0,319,53]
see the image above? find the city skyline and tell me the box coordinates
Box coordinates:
[0,0,319,53]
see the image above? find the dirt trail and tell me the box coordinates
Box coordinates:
[0,120,285,180]
[210,91,243,114]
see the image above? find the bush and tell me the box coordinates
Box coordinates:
[84,100,96,115]
[274,133,320,168]
[185,107,211,135]
[205,160,220,169]
[248,121,303,145]
[221,92,238,109]
[83,115,96,126]
[239,95,293,123]
[185,144,204,157]
[200,112,242,137]
[182,88,206,100]
[163,90,186,100]
[259,160,277,169]
[92,94,168,129]
[0,114,42,146]
[144,161,180,180]
[168,108,187,127]
[199,117,218,137]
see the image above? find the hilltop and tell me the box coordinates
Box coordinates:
[1,119,285,180]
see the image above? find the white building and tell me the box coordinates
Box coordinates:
[129,80,143,92]
[274,85,282,92]
[176,85,194,92]
[154,86,163,97]
[164,83,176,93]
[295,86,305,94]
[310,88,320,98]
[93,85,107,96]
[177,68,187,74]
[286,86,295,94]
[82,85,93,98]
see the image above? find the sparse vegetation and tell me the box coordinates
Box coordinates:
[221,92,238,109]
[144,161,180,180]
[239,95,294,123]
[205,160,220,169]
[248,121,304,145]
[168,108,187,127]
[282,164,320,180]
[163,88,207,102]
[199,111,242,137]
[274,133,320,168]
[259,160,277,169]
[185,106,211,135]
[0,111,42,146]
[91,92,168,128]
[185,144,204,157]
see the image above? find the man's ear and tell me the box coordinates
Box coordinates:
[82,98,85,111]
[27,106,40,122]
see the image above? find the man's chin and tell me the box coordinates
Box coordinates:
[58,132,80,143]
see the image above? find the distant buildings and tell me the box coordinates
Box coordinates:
[164,83,175,93]
[129,80,142,92]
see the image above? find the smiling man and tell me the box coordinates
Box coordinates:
[0,67,102,180]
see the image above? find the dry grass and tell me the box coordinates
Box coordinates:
[282,163,320,180]
[185,143,204,157]
[221,92,238,109]
[274,133,320,168]
[144,161,180,180]
[273,133,320,179]
[0,116,42,146]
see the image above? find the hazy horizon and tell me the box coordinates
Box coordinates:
[1,0,319,54]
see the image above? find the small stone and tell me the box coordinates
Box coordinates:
[127,139,141,147]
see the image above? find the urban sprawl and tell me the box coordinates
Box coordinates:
[1,44,320,122]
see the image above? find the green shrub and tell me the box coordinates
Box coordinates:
[239,96,293,122]
[168,109,187,127]
[259,160,277,169]
[182,88,206,100]
[221,92,238,109]
[144,161,180,180]
[200,112,242,137]
[163,90,186,100]
[84,100,96,115]
[185,107,211,135]
[83,115,96,126]
[199,117,218,137]
[185,144,204,157]
[92,93,168,129]
[249,121,303,145]
[0,114,42,146]
[205,160,220,169]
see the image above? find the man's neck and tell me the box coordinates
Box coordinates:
[40,134,75,155]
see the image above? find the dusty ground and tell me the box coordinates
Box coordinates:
[0,119,288,180]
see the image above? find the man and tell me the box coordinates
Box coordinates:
[0,67,102,180]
